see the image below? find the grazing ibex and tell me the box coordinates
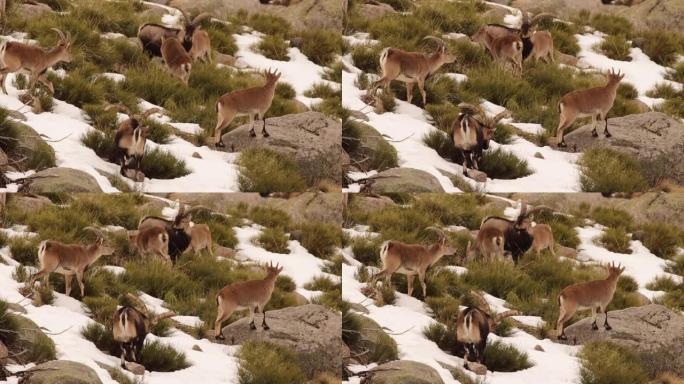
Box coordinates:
[188,223,212,256]
[370,227,455,298]
[0,28,72,95]
[555,69,624,147]
[138,203,209,263]
[556,262,625,340]
[161,36,192,84]
[472,28,523,75]
[106,104,162,180]
[189,27,211,63]
[530,223,555,256]
[112,293,176,368]
[456,291,519,368]
[479,202,550,263]
[127,227,170,263]
[213,69,281,146]
[138,8,212,57]
[368,36,455,106]
[214,262,284,339]
[466,227,505,262]
[452,103,510,177]
[29,227,114,297]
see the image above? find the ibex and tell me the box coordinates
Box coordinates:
[530,223,555,256]
[189,27,211,62]
[188,223,212,256]
[479,202,550,263]
[138,203,209,263]
[161,36,192,84]
[0,28,72,95]
[456,291,519,368]
[555,69,624,147]
[214,262,284,339]
[466,226,505,262]
[127,227,170,263]
[471,27,523,75]
[370,227,455,298]
[29,227,114,297]
[106,104,162,180]
[451,103,510,177]
[138,8,212,57]
[368,36,455,106]
[112,293,176,368]
[556,262,625,340]
[212,69,281,146]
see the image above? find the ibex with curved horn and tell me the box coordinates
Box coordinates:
[368,36,456,106]
[456,291,519,368]
[370,227,455,299]
[452,102,510,177]
[0,28,73,95]
[106,104,162,180]
[137,8,212,57]
[29,227,114,297]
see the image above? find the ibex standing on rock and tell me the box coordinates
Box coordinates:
[370,227,454,298]
[29,227,114,297]
[368,36,455,106]
[214,262,284,339]
[556,262,625,340]
[0,28,72,95]
[212,68,281,146]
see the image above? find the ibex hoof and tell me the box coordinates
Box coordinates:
[263,325,270,330]
[591,131,599,137]
[262,132,270,138]
[605,324,612,331]
[249,323,257,330]
[249,131,257,138]
[592,323,599,330]
[605,132,612,138]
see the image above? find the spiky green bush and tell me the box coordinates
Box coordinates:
[578,148,648,193]
[579,341,648,384]
[237,341,305,384]
[237,148,307,193]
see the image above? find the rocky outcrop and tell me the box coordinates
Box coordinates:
[369,168,445,193]
[8,194,53,213]
[351,123,398,172]
[349,194,396,214]
[353,315,398,364]
[366,360,445,384]
[11,315,56,364]
[563,304,684,377]
[26,168,102,193]
[355,2,396,22]
[221,304,342,377]
[14,2,53,21]
[222,112,343,186]
[21,360,102,384]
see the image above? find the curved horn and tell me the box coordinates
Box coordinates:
[526,205,552,218]
[83,226,106,239]
[457,102,484,117]
[151,311,177,326]
[425,226,446,241]
[518,8,530,28]
[192,12,213,25]
[175,7,190,24]
[531,12,555,26]
[519,201,528,218]
[123,293,151,318]
[494,309,520,325]
[422,36,446,49]
[493,110,511,122]
[468,290,491,314]
[140,107,162,119]
[51,28,66,41]
[184,205,211,217]
[105,103,133,116]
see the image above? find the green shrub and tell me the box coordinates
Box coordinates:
[579,341,648,384]
[668,62,684,84]
[351,237,382,266]
[425,295,460,324]
[255,227,290,254]
[247,14,291,37]
[0,300,20,345]
[81,323,117,354]
[205,23,239,56]
[238,341,306,384]
[52,69,107,108]
[295,222,342,259]
[9,237,40,265]
[423,322,459,354]
[578,147,648,193]
[588,13,633,36]
[635,30,684,66]
[597,34,632,61]
[249,206,291,230]
[638,223,681,259]
[36,285,55,305]
[256,35,290,61]
[140,148,190,180]
[83,296,118,325]
[378,284,396,305]
[298,29,342,66]
[599,227,632,254]
[591,207,634,231]
[342,302,362,345]
[483,340,533,372]
[81,129,118,161]
[237,148,307,192]
[350,44,381,73]
[479,148,532,180]
[139,340,190,372]
[123,259,201,301]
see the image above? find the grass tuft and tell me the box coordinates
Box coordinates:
[578,147,648,193]
[579,341,648,384]
[237,148,306,193]
[237,341,306,384]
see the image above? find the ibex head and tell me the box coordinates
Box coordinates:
[458,103,510,149]
[426,226,455,256]
[51,28,74,63]
[177,8,212,47]
[423,36,456,65]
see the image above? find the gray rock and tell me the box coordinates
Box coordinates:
[355,2,396,22]
[221,304,342,377]
[563,304,684,377]
[556,245,578,259]
[465,361,487,375]
[14,3,52,21]
[352,123,398,171]
[124,361,145,375]
[565,112,684,183]
[353,315,398,364]
[367,360,445,384]
[12,123,56,170]
[11,315,56,364]
[557,52,579,67]
[7,195,52,214]
[349,194,396,214]
[222,112,343,186]
[22,360,102,384]
[214,53,238,66]
[370,168,445,193]
[27,167,102,193]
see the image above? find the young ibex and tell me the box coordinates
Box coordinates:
[466,227,505,262]
[189,27,211,63]
[479,202,550,263]
[138,8,212,57]
[161,36,192,84]
[138,203,209,263]
[0,28,72,95]
[471,27,523,75]
[214,262,284,339]
[112,293,176,368]
[555,69,624,147]
[127,226,170,263]
[456,291,519,368]
[188,223,212,255]
[370,227,454,298]
[530,223,555,256]
[213,68,281,146]
[29,227,114,297]
[474,10,554,63]
[556,262,625,340]
[368,36,455,106]
[452,103,510,177]
[106,104,162,180]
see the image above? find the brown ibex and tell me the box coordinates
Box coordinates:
[106,104,162,180]
[138,8,212,57]
[466,227,505,262]
[452,103,510,177]
[127,227,170,263]
[161,36,192,84]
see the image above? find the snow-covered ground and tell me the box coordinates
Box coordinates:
[341,8,684,193]
[0,199,335,384]
[1,7,336,193]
